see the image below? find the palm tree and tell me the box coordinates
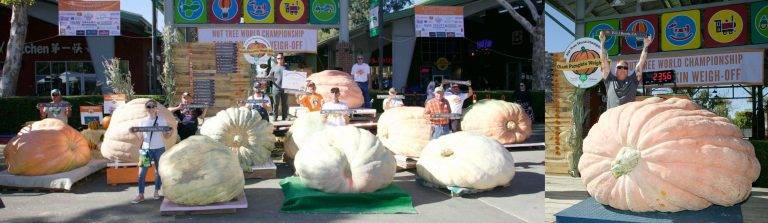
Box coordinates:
[496,0,545,96]
[0,0,35,97]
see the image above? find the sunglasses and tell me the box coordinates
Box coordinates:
[617,66,628,70]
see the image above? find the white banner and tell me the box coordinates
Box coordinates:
[415,6,464,38]
[282,70,308,91]
[198,29,318,53]
[58,0,120,36]
[622,51,764,87]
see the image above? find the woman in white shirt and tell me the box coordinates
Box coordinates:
[132,100,172,204]
[383,88,404,110]
[321,87,350,126]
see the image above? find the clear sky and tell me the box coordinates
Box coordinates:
[543,3,752,118]
[121,0,164,29]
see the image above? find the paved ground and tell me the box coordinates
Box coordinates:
[0,147,543,223]
[545,175,768,223]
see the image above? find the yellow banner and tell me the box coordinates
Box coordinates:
[555,59,601,71]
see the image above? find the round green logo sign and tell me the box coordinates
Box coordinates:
[755,5,768,38]
[312,0,336,22]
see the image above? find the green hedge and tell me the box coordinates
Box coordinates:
[368,90,545,123]
[0,95,165,134]
[750,140,768,188]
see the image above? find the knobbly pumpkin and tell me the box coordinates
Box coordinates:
[81,120,106,160]
[580,97,761,212]
[416,132,516,190]
[159,136,244,205]
[307,70,363,108]
[101,98,179,162]
[377,106,432,157]
[102,115,111,129]
[284,111,325,160]
[200,107,275,171]
[294,126,396,193]
[461,99,532,144]
[4,119,91,176]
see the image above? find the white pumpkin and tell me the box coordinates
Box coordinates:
[417,132,516,190]
[159,136,244,205]
[377,106,432,157]
[294,126,396,193]
[284,111,325,159]
[200,107,275,171]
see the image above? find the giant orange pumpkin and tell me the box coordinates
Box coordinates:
[570,47,600,75]
[4,119,91,176]
[580,97,761,212]
[101,98,179,162]
[307,70,363,108]
[377,106,432,157]
[102,115,111,129]
[461,100,532,144]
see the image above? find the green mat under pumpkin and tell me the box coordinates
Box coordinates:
[279,176,417,214]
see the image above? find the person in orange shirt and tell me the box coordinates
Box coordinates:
[424,86,452,139]
[296,82,324,112]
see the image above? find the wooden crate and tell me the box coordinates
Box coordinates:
[243,159,276,179]
[106,162,156,186]
[546,53,576,175]
[160,192,247,216]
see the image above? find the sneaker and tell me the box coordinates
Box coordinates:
[131,194,145,204]
[153,191,161,200]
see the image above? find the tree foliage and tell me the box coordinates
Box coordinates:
[733,111,753,129]
[693,90,731,119]
[0,0,36,6]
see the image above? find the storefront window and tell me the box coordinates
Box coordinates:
[35,62,50,76]
[34,61,98,96]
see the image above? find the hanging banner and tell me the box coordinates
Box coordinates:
[661,10,701,51]
[621,51,763,87]
[414,6,464,38]
[80,106,104,126]
[58,0,120,36]
[175,0,209,24]
[276,0,309,24]
[198,28,317,53]
[585,19,619,56]
[244,0,275,23]
[309,0,339,25]
[208,0,242,23]
[620,15,659,54]
[370,0,380,37]
[557,37,604,88]
[750,1,768,44]
[703,4,748,48]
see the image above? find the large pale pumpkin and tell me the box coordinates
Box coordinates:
[579,97,761,212]
[377,106,432,157]
[4,119,91,176]
[159,136,244,205]
[416,132,515,190]
[101,98,179,162]
[461,99,532,144]
[294,126,396,193]
[307,70,363,108]
[284,111,325,159]
[200,107,275,171]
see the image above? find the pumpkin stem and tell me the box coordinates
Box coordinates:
[610,147,641,178]
[233,135,242,144]
[506,121,517,130]
[441,148,454,157]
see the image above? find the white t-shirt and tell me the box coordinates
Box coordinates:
[383,98,404,110]
[351,63,371,82]
[322,101,349,126]
[43,101,70,124]
[139,116,170,150]
[246,94,272,110]
[444,91,469,114]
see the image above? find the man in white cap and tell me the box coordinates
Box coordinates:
[37,89,71,124]
[424,86,452,139]
[444,83,474,132]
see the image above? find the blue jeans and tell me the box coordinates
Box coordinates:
[357,82,371,108]
[137,148,164,194]
[431,124,451,139]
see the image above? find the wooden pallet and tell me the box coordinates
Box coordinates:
[0,186,68,193]
[243,159,277,179]
[395,155,418,171]
[106,162,156,186]
[161,192,247,216]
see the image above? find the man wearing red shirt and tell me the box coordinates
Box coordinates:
[424,86,452,139]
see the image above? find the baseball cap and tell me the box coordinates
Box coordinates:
[51,89,61,95]
[434,86,444,93]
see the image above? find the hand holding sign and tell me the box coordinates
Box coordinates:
[431,113,463,120]
[130,126,172,133]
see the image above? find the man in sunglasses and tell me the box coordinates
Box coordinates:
[268,52,288,121]
[599,30,652,109]
[37,89,71,124]
[351,55,372,108]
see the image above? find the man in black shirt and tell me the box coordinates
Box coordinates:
[169,92,206,140]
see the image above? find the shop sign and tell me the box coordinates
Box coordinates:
[556,37,603,88]
[58,0,120,36]
[586,19,620,56]
[620,15,659,54]
[621,51,763,87]
[750,1,768,44]
[661,10,701,51]
[243,0,275,23]
[198,28,317,53]
[209,0,242,23]
[276,0,308,24]
[175,0,209,24]
[703,4,748,48]
[309,0,339,24]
